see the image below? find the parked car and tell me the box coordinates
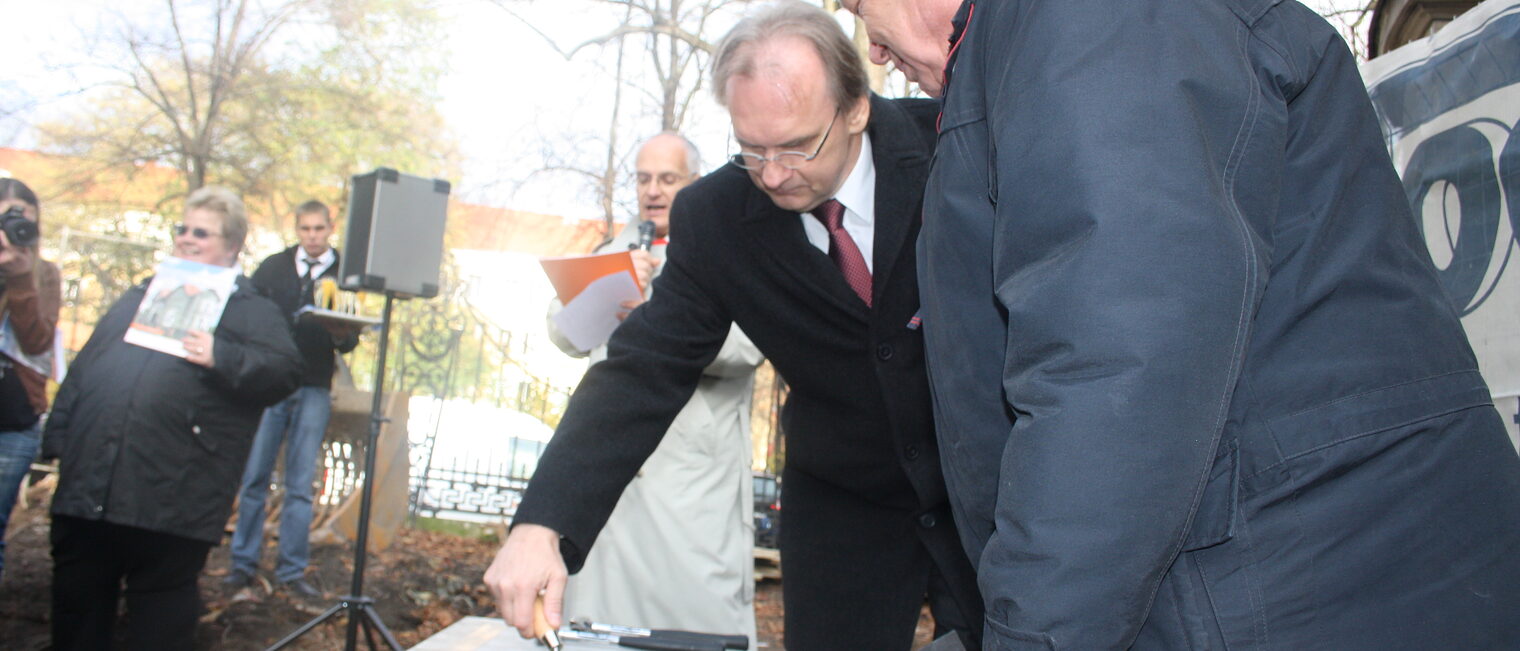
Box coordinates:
[752,472,781,549]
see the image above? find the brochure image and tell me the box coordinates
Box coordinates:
[124,256,240,358]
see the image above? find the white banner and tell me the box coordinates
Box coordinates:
[1362,0,1520,436]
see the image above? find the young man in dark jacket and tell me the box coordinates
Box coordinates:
[44,186,302,650]
[227,200,359,598]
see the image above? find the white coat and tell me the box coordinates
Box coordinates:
[547,219,762,643]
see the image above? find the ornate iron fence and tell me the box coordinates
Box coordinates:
[385,280,573,523]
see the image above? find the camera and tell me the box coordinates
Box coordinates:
[0,206,38,248]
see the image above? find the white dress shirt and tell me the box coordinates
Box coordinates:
[297,247,336,279]
[801,133,876,272]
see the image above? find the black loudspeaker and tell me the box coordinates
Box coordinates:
[340,168,451,298]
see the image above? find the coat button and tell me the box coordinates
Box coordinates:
[904,444,919,461]
[876,343,894,361]
[94,505,104,512]
[919,513,937,528]
[192,425,202,434]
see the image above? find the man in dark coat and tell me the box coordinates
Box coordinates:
[844,0,1520,648]
[485,4,981,649]
[44,186,302,649]
[227,199,359,597]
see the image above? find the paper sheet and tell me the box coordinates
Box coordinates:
[550,272,643,351]
[0,316,56,379]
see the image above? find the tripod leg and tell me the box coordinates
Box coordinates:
[361,603,405,651]
[362,615,379,651]
[272,295,406,651]
[267,602,346,651]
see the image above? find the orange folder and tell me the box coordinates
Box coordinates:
[540,251,638,304]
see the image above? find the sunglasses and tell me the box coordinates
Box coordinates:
[174,223,223,240]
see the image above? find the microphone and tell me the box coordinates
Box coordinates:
[636,220,657,252]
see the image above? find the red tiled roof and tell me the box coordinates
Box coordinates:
[448,201,606,257]
[0,147,606,257]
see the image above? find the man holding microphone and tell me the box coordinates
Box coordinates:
[543,132,764,644]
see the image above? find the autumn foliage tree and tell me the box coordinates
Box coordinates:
[29,0,457,327]
[39,0,459,235]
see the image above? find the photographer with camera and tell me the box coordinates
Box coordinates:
[0,178,61,581]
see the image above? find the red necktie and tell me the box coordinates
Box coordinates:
[812,199,872,307]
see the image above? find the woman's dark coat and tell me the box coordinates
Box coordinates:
[45,276,301,544]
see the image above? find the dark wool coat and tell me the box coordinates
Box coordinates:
[250,245,358,389]
[513,95,983,650]
[919,1,1520,648]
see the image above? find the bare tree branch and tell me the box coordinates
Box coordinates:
[567,21,715,57]
[481,1,580,59]
[486,0,754,230]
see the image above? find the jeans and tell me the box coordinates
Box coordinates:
[0,421,41,579]
[230,386,330,582]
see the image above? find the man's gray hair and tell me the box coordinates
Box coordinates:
[711,1,868,111]
[185,185,248,253]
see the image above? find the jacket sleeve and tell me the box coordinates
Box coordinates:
[204,291,304,409]
[511,193,733,572]
[333,329,361,355]
[41,287,138,459]
[3,260,61,355]
[40,349,81,461]
[976,2,1262,647]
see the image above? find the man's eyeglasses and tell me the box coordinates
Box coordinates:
[730,111,840,171]
[174,224,223,240]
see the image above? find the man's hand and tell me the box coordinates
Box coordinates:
[319,318,366,340]
[0,230,35,276]
[630,250,660,289]
[616,298,645,321]
[484,523,569,638]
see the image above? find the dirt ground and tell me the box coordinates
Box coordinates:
[0,487,935,649]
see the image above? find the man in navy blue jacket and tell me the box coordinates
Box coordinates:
[845,0,1520,648]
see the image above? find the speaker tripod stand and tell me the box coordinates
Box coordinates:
[269,292,404,651]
